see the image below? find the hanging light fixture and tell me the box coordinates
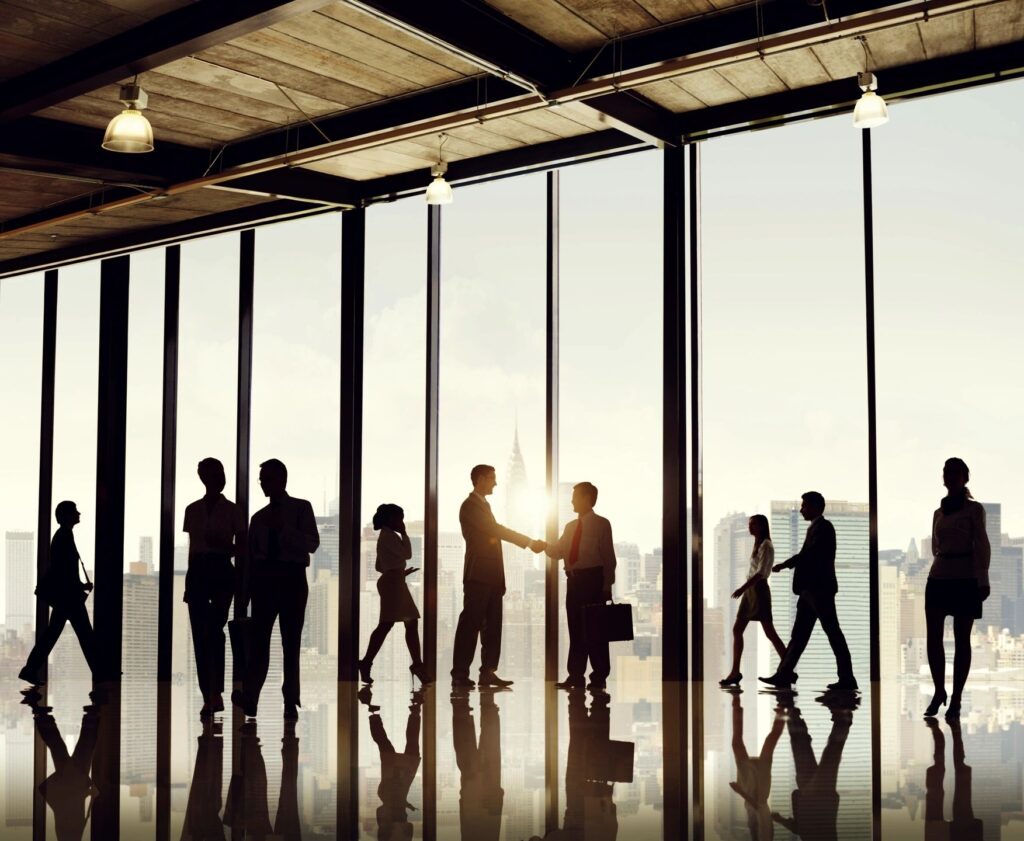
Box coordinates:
[853,71,889,128]
[102,81,154,153]
[425,133,452,205]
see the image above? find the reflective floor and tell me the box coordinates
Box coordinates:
[4,675,1024,839]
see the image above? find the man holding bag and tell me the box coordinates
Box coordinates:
[545,482,618,691]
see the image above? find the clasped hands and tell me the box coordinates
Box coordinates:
[529,539,547,554]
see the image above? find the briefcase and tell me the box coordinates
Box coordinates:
[584,601,634,643]
[228,617,252,669]
[585,738,635,783]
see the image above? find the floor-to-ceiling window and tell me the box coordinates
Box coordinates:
[700,114,871,840]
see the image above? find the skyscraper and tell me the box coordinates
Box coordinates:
[4,531,33,638]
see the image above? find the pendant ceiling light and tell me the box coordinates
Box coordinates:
[425,133,452,205]
[102,82,154,153]
[853,71,889,129]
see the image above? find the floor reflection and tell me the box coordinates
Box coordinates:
[360,686,422,840]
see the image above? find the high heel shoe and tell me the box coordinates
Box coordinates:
[410,663,433,685]
[719,673,742,687]
[358,658,373,684]
[924,690,947,717]
[945,698,961,720]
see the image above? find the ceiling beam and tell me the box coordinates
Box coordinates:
[215,169,363,208]
[0,0,332,122]
[577,93,680,147]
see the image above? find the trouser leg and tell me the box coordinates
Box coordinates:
[779,595,818,676]
[279,570,308,706]
[578,569,610,680]
[187,596,210,698]
[451,582,488,679]
[565,576,586,679]
[207,577,233,697]
[244,576,278,706]
[479,588,503,675]
[24,606,69,674]
[65,600,97,676]
[812,592,854,682]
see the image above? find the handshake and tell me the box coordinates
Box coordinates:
[529,539,547,554]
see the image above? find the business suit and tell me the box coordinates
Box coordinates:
[776,517,854,683]
[451,492,530,680]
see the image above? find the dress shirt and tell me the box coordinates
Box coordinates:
[929,499,991,587]
[376,528,413,572]
[183,493,246,557]
[746,539,774,582]
[548,511,617,586]
[248,494,320,567]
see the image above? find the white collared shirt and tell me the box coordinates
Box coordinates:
[548,510,617,585]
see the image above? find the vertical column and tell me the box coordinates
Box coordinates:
[662,143,689,838]
[688,141,705,841]
[235,229,255,620]
[156,245,180,841]
[422,203,441,841]
[33,269,57,841]
[862,128,883,841]
[338,208,365,837]
[544,170,561,834]
[92,253,130,839]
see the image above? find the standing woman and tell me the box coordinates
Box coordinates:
[924,457,990,719]
[720,514,788,687]
[359,504,431,685]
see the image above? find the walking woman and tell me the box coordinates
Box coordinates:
[358,504,431,685]
[924,457,990,719]
[720,514,788,687]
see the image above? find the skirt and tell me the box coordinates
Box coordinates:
[737,579,773,623]
[377,570,420,623]
[925,577,983,619]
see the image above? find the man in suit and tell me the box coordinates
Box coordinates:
[545,482,618,690]
[234,458,319,721]
[760,491,857,692]
[451,463,545,689]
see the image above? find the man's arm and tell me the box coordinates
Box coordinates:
[544,524,571,560]
[299,500,320,554]
[462,499,530,549]
[600,519,616,595]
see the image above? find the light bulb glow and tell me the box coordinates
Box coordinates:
[853,90,889,129]
[102,109,154,153]
[425,175,453,205]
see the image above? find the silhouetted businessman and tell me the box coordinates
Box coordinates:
[729,690,784,840]
[181,720,226,841]
[564,689,619,841]
[545,482,617,690]
[183,457,246,719]
[20,501,96,685]
[30,700,101,841]
[760,492,857,692]
[451,464,544,689]
[925,719,983,841]
[772,700,853,841]
[235,458,319,721]
[453,691,504,840]
[364,687,422,841]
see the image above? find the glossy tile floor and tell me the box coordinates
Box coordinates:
[3,674,1023,839]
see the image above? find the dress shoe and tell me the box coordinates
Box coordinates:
[410,663,433,684]
[18,666,42,686]
[451,677,476,690]
[284,703,299,721]
[587,677,608,691]
[924,689,948,718]
[232,689,257,718]
[759,672,794,689]
[719,673,742,687]
[478,673,514,688]
[555,676,585,690]
[358,658,373,684]
[826,678,859,692]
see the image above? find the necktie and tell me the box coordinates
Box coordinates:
[567,518,583,568]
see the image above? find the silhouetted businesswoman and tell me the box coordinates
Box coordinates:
[760,492,857,692]
[451,463,545,689]
[453,691,504,840]
[545,482,617,690]
[235,458,319,721]
[183,457,246,719]
[20,501,96,685]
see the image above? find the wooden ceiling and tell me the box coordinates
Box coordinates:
[0,0,1022,271]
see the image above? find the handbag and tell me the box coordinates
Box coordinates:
[584,600,634,643]
[35,558,92,607]
[584,738,635,783]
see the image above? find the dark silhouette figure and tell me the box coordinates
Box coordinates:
[563,689,620,840]
[721,514,787,687]
[452,689,504,839]
[771,698,854,841]
[924,457,991,720]
[361,687,422,841]
[451,464,545,689]
[358,504,430,686]
[20,501,96,684]
[183,457,246,719]
[728,690,785,839]
[27,698,101,841]
[544,482,618,690]
[760,492,856,692]
[223,719,302,840]
[924,718,983,841]
[234,458,319,721]
[181,720,226,841]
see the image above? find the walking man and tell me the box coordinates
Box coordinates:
[760,491,857,692]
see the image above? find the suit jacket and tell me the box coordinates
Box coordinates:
[39,528,87,606]
[249,494,320,568]
[786,517,838,595]
[459,493,530,592]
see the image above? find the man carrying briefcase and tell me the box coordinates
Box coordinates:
[544,482,618,691]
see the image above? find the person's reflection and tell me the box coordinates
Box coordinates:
[223,720,302,840]
[452,689,504,839]
[181,720,225,841]
[924,719,983,841]
[772,695,856,841]
[28,698,101,841]
[361,687,422,841]
[564,689,619,841]
[728,690,784,840]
